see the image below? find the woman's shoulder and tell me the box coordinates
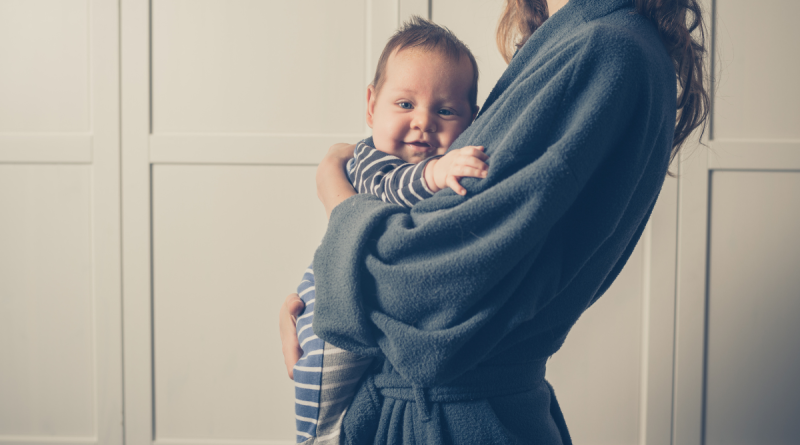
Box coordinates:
[535,13,673,95]
[571,11,672,71]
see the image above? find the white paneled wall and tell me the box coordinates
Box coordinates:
[672,2,800,445]
[0,1,90,133]
[2,1,799,444]
[0,165,94,437]
[712,2,800,140]
[151,165,324,441]
[0,0,122,444]
[704,172,800,445]
[152,2,367,135]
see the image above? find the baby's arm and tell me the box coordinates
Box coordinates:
[423,146,489,196]
[350,142,433,208]
[351,142,488,208]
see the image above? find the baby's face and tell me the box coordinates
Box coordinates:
[367,48,476,163]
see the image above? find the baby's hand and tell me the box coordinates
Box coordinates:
[424,146,488,195]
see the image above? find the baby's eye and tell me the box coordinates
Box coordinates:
[438,109,454,116]
[398,102,413,109]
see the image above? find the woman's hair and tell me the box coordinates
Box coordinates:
[496,0,549,64]
[496,0,710,165]
[373,16,480,113]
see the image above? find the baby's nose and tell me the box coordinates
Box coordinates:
[411,111,437,133]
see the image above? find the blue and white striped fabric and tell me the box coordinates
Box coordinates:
[294,267,323,443]
[350,141,438,207]
[293,138,437,443]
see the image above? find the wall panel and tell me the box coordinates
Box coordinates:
[704,171,800,445]
[713,1,800,140]
[0,0,122,443]
[0,165,94,438]
[152,0,368,134]
[152,165,325,441]
[0,0,90,133]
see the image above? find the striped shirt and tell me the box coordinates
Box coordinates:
[349,140,439,207]
[293,139,438,443]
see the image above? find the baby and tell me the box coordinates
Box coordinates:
[293,17,488,444]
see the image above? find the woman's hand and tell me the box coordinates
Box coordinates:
[317,143,357,218]
[278,293,305,379]
[324,142,356,163]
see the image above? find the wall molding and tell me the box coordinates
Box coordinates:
[709,139,800,171]
[0,436,96,445]
[149,134,367,165]
[0,134,92,164]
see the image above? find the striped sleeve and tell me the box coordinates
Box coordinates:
[350,140,439,208]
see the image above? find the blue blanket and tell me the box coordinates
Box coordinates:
[313,0,676,442]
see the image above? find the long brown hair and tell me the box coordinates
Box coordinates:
[496,0,710,164]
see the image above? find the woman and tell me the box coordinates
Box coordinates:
[280,0,709,443]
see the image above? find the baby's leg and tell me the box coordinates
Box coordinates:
[293,265,373,444]
[313,343,373,443]
[294,265,324,442]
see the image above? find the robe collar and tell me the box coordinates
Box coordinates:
[478,0,636,118]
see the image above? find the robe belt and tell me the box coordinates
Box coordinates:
[371,357,548,422]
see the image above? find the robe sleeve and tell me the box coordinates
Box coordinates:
[313,27,654,387]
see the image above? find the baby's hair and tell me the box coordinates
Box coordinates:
[372,16,480,113]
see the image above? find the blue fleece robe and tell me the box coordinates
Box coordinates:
[313,0,677,443]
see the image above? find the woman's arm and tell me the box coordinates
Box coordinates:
[317,143,356,219]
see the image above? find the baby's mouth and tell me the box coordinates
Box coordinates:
[406,140,432,150]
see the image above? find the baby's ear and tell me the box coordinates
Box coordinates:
[366,85,376,129]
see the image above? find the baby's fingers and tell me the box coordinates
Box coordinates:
[445,175,467,196]
[455,156,489,176]
[454,165,489,179]
[462,146,488,161]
